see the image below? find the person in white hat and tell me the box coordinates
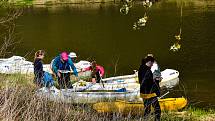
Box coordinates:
[69,52,77,58]
[69,52,78,63]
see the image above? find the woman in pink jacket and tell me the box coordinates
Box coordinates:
[82,61,104,83]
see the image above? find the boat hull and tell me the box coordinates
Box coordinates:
[36,87,140,104]
[93,97,187,114]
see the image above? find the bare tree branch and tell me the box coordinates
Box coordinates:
[0,2,23,57]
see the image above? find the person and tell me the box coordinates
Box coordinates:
[50,52,77,73]
[52,52,78,89]
[82,61,104,83]
[34,50,54,87]
[138,56,161,121]
[146,54,162,96]
[69,52,77,62]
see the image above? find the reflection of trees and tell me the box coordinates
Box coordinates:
[0,2,22,57]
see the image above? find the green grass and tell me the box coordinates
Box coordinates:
[15,0,33,6]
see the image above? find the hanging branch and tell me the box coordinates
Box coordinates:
[170,1,183,52]
[179,0,183,36]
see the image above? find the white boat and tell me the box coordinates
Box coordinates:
[0,56,34,74]
[160,69,179,88]
[102,69,179,89]
[36,84,140,104]
[0,56,91,75]
[36,69,179,104]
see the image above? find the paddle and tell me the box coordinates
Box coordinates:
[158,91,170,99]
[143,91,170,110]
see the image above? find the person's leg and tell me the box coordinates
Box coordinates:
[143,98,152,120]
[95,71,101,83]
[91,75,96,83]
[58,73,65,89]
[65,73,73,88]
[57,75,62,88]
[152,97,161,121]
[62,73,67,88]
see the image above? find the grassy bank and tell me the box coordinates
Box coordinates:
[8,0,121,6]
[5,0,215,6]
[0,74,214,121]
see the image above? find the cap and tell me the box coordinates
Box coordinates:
[69,52,77,58]
[61,52,69,61]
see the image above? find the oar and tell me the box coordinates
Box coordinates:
[158,91,170,99]
[143,91,170,110]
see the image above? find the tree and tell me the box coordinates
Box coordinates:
[0,1,22,57]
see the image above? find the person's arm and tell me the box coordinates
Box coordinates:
[82,66,91,72]
[138,66,143,84]
[39,61,44,76]
[68,58,78,77]
[97,65,104,77]
[34,59,44,79]
[142,70,151,85]
[52,57,59,74]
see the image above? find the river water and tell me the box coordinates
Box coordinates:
[1,0,215,108]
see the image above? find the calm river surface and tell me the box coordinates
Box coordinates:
[2,0,215,108]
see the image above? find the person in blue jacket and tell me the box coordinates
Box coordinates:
[34,50,54,87]
[52,52,78,89]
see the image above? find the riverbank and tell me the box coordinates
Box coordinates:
[8,0,120,6]
[0,74,214,121]
[6,0,215,6]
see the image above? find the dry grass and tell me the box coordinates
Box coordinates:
[0,74,208,121]
[0,74,189,121]
[0,70,214,121]
[0,85,139,121]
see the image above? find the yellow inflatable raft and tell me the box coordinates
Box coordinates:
[93,97,187,114]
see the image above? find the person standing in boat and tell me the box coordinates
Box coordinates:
[82,61,104,83]
[138,56,161,121]
[52,52,78,89]
[34,50,54,87]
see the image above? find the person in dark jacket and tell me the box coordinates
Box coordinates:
[34,50,45,87]
[138,56,161,121]
[52,52,78,89]
[34,50,54,87]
